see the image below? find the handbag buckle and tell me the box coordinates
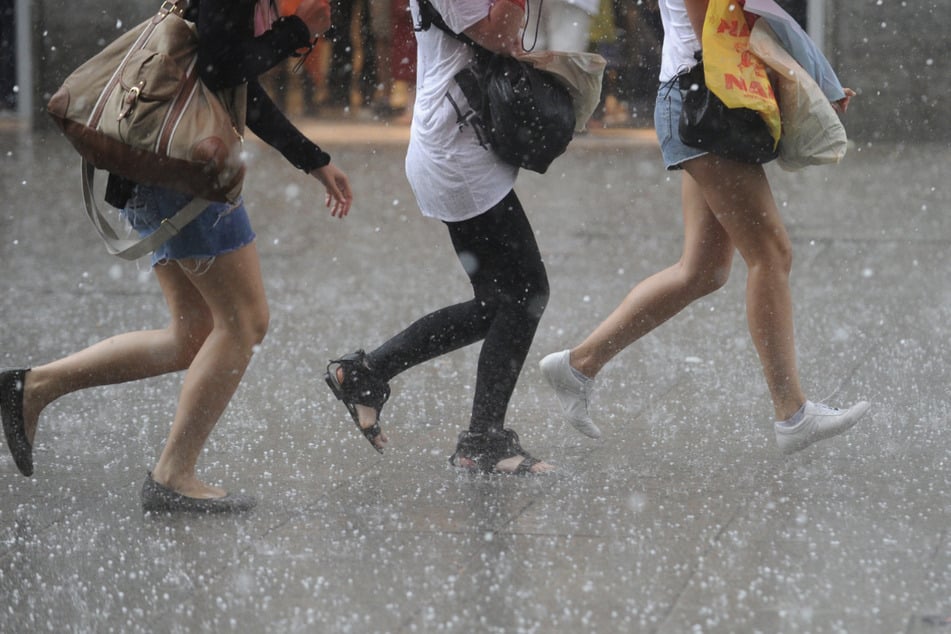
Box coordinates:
[117,82,144,121]
[159,1,184,17]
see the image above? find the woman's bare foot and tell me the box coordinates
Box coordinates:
[495,455,555,474]
[454,454,554,474]
[336,367,388,451]
[450,428,555,475]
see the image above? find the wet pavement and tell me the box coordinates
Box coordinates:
[1,119,949,633]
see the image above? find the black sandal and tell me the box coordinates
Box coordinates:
[1,368,33,477]
[325,350,391,454]
[449,428,544,475]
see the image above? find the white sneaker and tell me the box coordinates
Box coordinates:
[774,400,870,455]
[539,350,602,439]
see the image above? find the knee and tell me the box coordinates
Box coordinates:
[680,261,731,299]
[774,239,794,275]
[223,302,269,352]
[527,278,550,322]
[749,235,794,278]
[511,272,550,323]
[243,303,270,348]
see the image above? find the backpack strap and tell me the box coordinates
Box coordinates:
[416,0,490,62]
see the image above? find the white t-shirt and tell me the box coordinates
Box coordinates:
[405,0,518,222]
[657,0,701,82]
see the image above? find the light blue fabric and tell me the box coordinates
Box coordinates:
[654,79,708,170]
[121,185,255,267]
[744,0,846,102]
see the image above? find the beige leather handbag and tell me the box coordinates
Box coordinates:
[47,0,247,259]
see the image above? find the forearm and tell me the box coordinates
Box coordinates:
[246,81,330,171]
[463,0,525,55]
[684,0,709,42]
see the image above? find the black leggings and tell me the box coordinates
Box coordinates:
[366,191,549,434]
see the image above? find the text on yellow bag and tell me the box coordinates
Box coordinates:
[701,0,781,145]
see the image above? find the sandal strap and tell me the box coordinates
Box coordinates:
[361,421,382,442]
[450,428,541,474]
[512,455,540,475]
[327,350,390,410]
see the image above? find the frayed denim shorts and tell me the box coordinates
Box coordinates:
[121,185,255,268]
[654,77,709,170]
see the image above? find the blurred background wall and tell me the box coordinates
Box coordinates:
[1,0,946,142]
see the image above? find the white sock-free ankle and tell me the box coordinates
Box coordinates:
[570,366,592,383]
[778,402,807,427]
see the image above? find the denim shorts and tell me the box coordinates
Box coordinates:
[654,78,709,170]
[121,185,255,267]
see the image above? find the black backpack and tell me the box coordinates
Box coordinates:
[416,0,575,174]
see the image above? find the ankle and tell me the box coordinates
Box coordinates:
[776,398,807,424]
[21,370,46,442]
[777,400,809,427]
[150,462,194,491]
[569,350,598,380]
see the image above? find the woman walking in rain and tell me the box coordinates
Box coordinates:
[1,0,352,512]
[325,0,554,475]
[540,0,869,453]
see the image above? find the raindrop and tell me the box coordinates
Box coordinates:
[627,493,647,512]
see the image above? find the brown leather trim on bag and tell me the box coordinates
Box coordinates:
[51,116,243,202]
[158,63,200,156]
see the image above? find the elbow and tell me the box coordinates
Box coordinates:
[466,31,523,56]
[491,37,524,57]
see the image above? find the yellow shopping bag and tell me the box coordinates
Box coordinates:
[701,0,781,145]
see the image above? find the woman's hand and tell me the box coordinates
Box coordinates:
[292,0,332,37]
[309,163,353,218]
[834,87,856,114]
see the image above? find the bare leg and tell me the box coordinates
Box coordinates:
[151,245,269,498]
[568,156,805,421]
[570,171,734,379]
[22,266,215,445]
[684,156,805,420]
[22,244,268,498]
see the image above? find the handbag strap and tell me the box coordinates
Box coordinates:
[81,160,211,261]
